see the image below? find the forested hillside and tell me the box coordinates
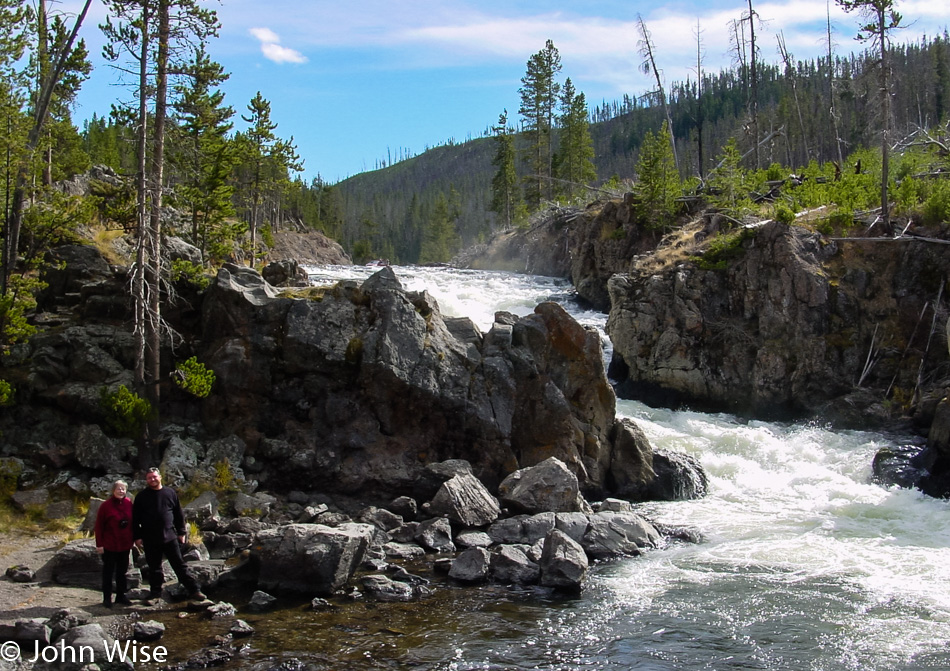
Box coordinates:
[337,34,950,264]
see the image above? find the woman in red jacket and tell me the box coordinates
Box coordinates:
[94,479,134,607]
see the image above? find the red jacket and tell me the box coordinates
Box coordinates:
[94,496,134,552]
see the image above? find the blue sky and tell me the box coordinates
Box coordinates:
[69,0,949,183]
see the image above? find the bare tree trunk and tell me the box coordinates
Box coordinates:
[132,0,150,468]
[778,32,809,165]
[877,5,892,235]
[747,0,760,170]
[695,19,705,178]
[827,2,845,168]
[637,15,678,173]
[143,0,170,458]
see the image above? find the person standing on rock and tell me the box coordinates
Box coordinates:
[132,467,206,603]
[94,479,134,608]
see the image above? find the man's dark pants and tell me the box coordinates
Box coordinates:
[142,539,198,596]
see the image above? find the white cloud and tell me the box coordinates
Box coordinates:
[249,27,308,64]
[250,27,281,44]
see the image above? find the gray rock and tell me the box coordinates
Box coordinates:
[253,523,374,596]
[13,619,51,646]
[499,457,588,514]
[539,529,588,590]
[183,491,220,522]
[74,424,129,472]
[132,620,165,642]
[389,496,417,520]
[454,530,493,548]
[414,517,455,553]
[230,619,255,637]
[358,506,403,532]
[490,545,540,584]
[361,574,418,602]
[383,542,425,560]
[5,565,35,582]
[163,235,202,265]
[582,512,661,559]
[427,473,501,527]
[487,516,529,545]
[160,436,200,481]
[247,590,277,612]
[554,512,590,544]
[48,539,101,588]
[208,602,237,618]
[448,547,491,583]
[12,488,49,510]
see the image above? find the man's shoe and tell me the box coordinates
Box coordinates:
[189,589,207,600]
[115,595,132,606]
[102,597,112,609]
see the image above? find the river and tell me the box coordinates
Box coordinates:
[157,265,950,670]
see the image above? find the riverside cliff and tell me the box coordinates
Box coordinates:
[0,244,702,506]
[460,197,950,496]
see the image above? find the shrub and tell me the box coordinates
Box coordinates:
[693,228,755,270]
[172,357,216,398]
[774,204,796,225]
[922,179,950,225]
[170,259,212,290]
[0,380,12,407]
[100,385,153,438]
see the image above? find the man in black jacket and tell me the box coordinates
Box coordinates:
[132,467,206,603]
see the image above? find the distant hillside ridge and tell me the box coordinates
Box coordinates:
[335,35,950,265]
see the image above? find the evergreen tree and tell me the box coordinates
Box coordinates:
[489,109,519,228]
[238,91,302,263]
[419,191,460,264]
[634,121,680,230]
[707,137,751,213]
[2,0,93,296]
[519,39,561,209]
[554,78,596,201]
[171,46,235,262]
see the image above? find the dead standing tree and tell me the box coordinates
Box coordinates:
[838,0,902,236]
[636,14,678,174]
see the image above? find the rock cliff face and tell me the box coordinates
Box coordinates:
[606,221,950,424]
[198,264,642,498]
[0,248,697,505]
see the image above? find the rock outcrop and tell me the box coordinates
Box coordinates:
[0,245,705,521]
[197,263,660,499]
[606,221,950,424]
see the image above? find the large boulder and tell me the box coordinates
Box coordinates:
[427,473,501,527]
[252,523,374,596]
[539,528,588,590]
[582,512,662,559]
[498,457,590,514]
[198,265,631,499]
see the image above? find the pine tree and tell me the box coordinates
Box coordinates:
[238,91,303,264]
[519,39,561,209]
[2,0,92,296]
[419,191,460,264]
[171,47,235,262]
[554,78,596,201]
[489,109,519,229]
[634,122,681,230]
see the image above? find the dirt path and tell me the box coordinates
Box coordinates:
[0,531,117,625]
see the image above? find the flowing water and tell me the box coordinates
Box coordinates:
[153,266,950,670]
